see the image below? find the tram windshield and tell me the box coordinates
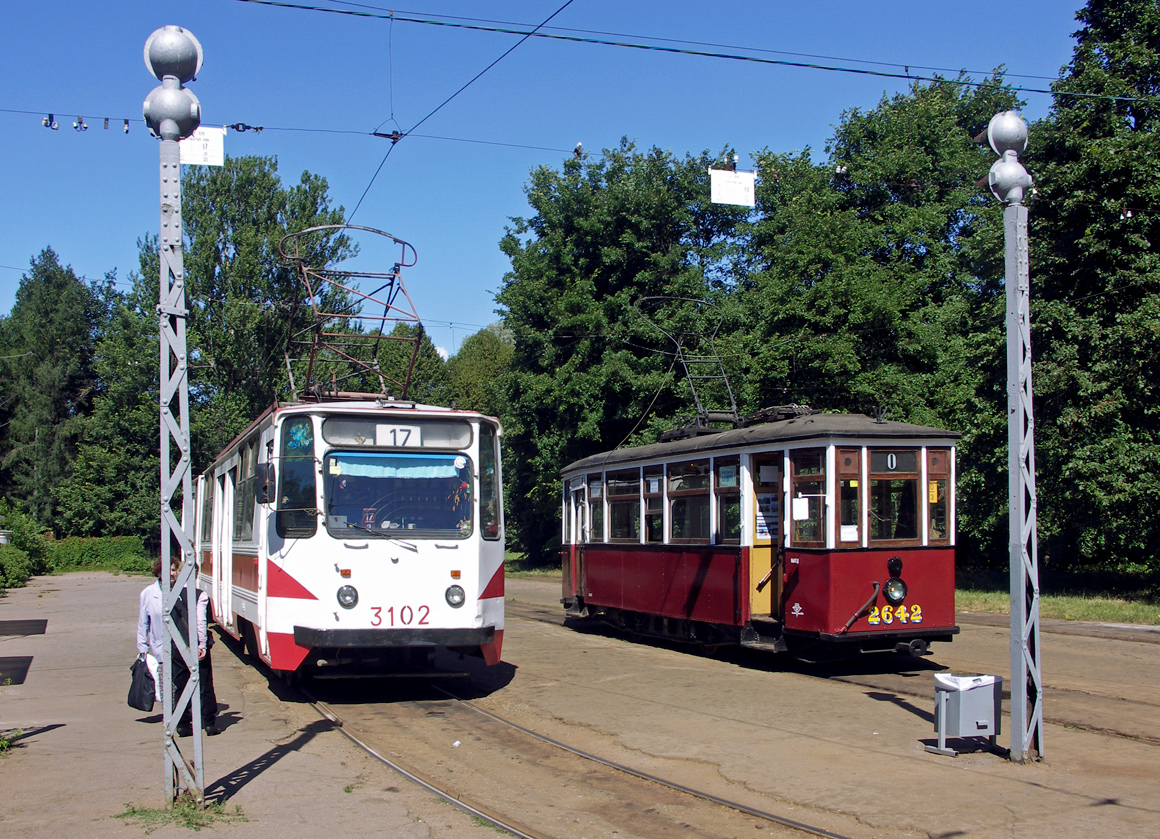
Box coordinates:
[324,451,473,539]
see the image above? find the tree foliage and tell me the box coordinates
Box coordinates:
[54,291,159,540]
[4,2,1157,591]
[1027,0,1160,578]
[496,140,749,558]
[447,324,513,417]
[0,249,106,526]
[179,156,353,459]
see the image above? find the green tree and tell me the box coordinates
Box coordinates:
[54,288,160,540]
[447,324,513,416]
[0,249,105,526]
[374,323,451,406]
[496,141,749,561]
[1027,0,1160,581]
[177,155,354,460]
[738,76,1022,565]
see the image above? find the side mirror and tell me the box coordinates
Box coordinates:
[255,462,276,505]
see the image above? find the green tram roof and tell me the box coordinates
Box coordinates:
[561,413,961,477]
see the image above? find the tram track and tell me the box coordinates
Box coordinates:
[302,683,858,839]
[505,596,1160,746]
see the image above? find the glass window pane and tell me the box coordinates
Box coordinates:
[479,424,500,540]
[718,495,741,544]
[870,478,919,541]
[324,451,473,539]
[671,496,710,542]
[277,416,317,538]
[929,478,949,542]
[607,469,640,497]
[668,460,710,493]
[609,499,640,540]
[588,476,604,542]
[792,479,824,543]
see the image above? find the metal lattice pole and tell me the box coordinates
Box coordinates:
[143,25,205,802]
[985,111,1043,763]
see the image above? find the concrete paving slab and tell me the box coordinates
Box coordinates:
[0,572,501,839]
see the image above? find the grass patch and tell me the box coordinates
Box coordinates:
[0,728,23,754]
[957,589,1160,625]
[116,798,247,833]
[504,553,562,580]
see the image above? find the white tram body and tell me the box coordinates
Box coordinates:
[194,397,505,675]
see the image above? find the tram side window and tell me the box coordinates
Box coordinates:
[869,449,919,543]
[479,424,501,541]
[837,448,861,546]
[277,416,318,539]
[588,475,604,542]
[668,459,710,543]
[607,469,641,542]
[927,448,950,543]
[790,449,825,546]
[643,466,664,543]
[233,439,258,543]
[199,473,213,546]
[714,456,741,545]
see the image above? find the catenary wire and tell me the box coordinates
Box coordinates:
[345,0,577,223]
[320,0,1064,83]
[233,0,1160,106]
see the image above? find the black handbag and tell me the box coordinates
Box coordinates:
[128,657,156,712]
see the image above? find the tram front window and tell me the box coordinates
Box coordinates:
[324,451,473,539]
[869,449,919,543]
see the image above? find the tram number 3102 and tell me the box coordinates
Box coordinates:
[867,604,923,625]
[370,605,431,627]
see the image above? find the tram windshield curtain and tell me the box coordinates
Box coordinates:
[336,454,460,479]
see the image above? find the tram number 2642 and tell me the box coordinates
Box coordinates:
[867,604,923,625]
[370,605,431,627]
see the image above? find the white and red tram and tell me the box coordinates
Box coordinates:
[560,411,959,657]
[195,396,505,676]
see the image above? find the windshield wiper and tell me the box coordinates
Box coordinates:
[340,520,418,551]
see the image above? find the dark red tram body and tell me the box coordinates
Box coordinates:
[560,413,959,657]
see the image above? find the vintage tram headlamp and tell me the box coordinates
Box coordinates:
[445,585,466,608]
[884,556,906,604]
[336,585,359,609]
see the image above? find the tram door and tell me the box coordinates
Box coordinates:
[749,453,783,618]
[563,479,586,605]
[214,470,234,630]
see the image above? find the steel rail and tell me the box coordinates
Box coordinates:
[432,685,854,839]
[306,695,553,839]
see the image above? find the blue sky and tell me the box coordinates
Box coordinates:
[2,1,1084,356]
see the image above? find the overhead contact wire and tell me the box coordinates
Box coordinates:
[346,0,577,223]
[233,0,1160,106]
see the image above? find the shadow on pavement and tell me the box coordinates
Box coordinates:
[205,718,335,804]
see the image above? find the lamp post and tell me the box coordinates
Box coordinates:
[984,110,1042,763]
[143,24,204,803]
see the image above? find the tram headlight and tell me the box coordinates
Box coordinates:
[445,585,466,608]
[884,577,908,604]
[336,585,359,610]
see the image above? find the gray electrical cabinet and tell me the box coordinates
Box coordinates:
[926,674,1003,756]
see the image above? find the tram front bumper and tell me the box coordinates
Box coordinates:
[294,625,495,648]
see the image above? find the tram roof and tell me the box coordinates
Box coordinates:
[211,397,501,464]
[561,413,960,476]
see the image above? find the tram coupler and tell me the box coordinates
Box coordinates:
[896,638,930,656]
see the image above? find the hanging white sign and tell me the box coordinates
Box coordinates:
[708,168,755,207]
[180,125,226,166]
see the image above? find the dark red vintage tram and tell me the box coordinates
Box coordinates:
[560,410,959,657]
